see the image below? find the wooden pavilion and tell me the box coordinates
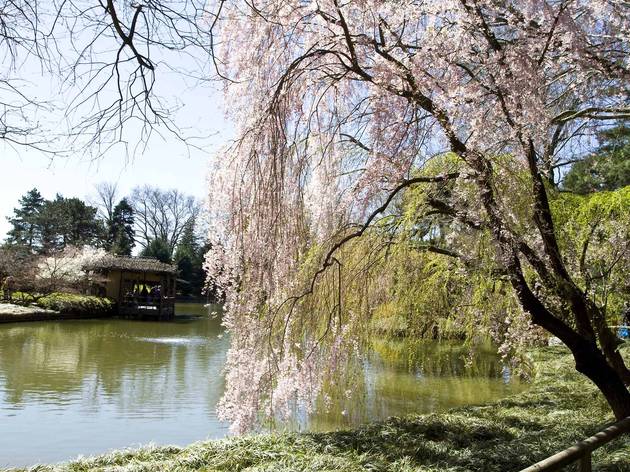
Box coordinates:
[85,255,177,320]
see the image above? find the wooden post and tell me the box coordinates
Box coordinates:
[579,452,591,472]
[117,270,123,306]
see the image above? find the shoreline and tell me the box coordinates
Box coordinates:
[0,295,114,324]
[0,303,111,323]
[0,299,215,324]
[4,347,629,472]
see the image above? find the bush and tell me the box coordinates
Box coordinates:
[35,293,114,316]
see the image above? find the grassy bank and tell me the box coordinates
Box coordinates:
[0,293,113,322]
[8,347,629,472]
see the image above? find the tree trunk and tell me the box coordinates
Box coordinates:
[570,340,630,420]
[509,268,630,420]
[590,305,630,385]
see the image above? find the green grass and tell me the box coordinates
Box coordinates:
[8,348,630,472]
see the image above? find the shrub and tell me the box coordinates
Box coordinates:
[36,293,114,316]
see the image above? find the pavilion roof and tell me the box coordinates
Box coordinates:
[85,255,177,275]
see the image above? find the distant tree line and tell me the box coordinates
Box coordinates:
[3,184,210,298]
[6,188,134,256]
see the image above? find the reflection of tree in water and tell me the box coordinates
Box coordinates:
[0,312,522,435]
[300,339,524,433]
[0,307,227,414]
[370,339,504,378]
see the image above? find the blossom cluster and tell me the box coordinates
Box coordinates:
[205,0,629,431]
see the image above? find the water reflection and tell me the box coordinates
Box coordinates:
[0,304,229,467]
[303,339,524,432]
[0,305,524,468]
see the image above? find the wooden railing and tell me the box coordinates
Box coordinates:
[519,416,630,472]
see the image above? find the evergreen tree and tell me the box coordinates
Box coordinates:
[6,188,45,250]
[38,195,102,251]
[108,198,135,255]
[174,220,210,297]
[60,197,102,247]
[174,220,199,296]
[563,124,630,194]
[38,197,65,252]
[141,238,172,263]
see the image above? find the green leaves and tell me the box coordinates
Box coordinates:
[551,186,630,318]
[563,124,630,194]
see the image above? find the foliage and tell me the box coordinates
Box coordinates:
[551,187,630,321]
[34,293,113,316]
[9,348,629,472]
[141,238,172,264]
[1,0,628,434]
[129,186,199,255]
[204,0,630,428]
[0,245,38,301]
[5,188,45,250]
[563,125,630,194]
[344,173,629,363]
[174,220,208,297]
[36,246,108,294]
[0,245,34,282]
[41,196,103,251]
[325,158,547,364]
[108,199,135,256]
[5,190,103,253]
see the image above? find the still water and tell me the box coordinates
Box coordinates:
[0,303,524,467]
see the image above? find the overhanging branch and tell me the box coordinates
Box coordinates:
[552,107,630,124]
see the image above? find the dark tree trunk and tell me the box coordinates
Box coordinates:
[514,275,630,420]
[522,290,630,418]
[570,340,630,420]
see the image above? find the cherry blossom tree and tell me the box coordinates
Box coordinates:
[37,246,108,293]
[3,0,629,431]
[203,0,630,430]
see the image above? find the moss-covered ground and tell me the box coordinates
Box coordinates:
[8,347,630,472]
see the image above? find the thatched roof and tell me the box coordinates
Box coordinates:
[85,255,177,274]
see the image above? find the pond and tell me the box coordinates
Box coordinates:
[0,303,525,468]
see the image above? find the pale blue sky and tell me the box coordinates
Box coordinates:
[0,19,237,240]
[0,81,233,239]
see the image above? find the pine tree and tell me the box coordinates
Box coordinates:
[174,220,199,295]
[60,197,102,247]
[141,238,172,263]
[563,124,630,194]
[38,195,102,252]
[174,219,209,297]
[109,199,135,256]
[6,188,45,251]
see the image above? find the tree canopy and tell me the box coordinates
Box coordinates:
[129,186,200,256]
[6,188,45,250]
[108,198,135,256]
[6,191,102,253]
[140,238,172,264]
[1,0,629,432]
[200,0,630,430]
